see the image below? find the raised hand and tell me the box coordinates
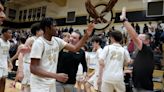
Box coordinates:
[120,7,127,21]
[85,23,95,36]
[55,73,69,83]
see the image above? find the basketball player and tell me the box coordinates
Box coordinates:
[15,23,43,92]
[97,31,131,92]
[0,1,10,92]
[85,36,103,92]
[0,28,12,92]
[30,17,94,92]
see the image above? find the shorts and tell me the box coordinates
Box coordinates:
[88,68,94,74]
[0,68,8,78]
[56,82,76,92]
[87,74,99,90]
[31,81,56,92]
[76,74,83,82]
[22,63,31,85]
[76,64,84,82]
[101,81,125,92]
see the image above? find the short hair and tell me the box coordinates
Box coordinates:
[145,34,151,40]
[1,27,10,34]
[20,36,26,44]
[149,21,152,24]
[31,22,40,35]
[91,36,102,45]
[61,32,70,39]
[0,0,5,5]
[73,30,82,39]
[40,17,56,32]
[138,34,151,41]
[109,30,123,42]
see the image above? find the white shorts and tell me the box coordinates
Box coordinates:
[76,64,83,82]
[101,81,125,92]
[0,68,8,78]
[30,76,56,92]
[87,74,98,90]
[76,74,83,82]
[22,63,31,85]
[30,80,56,92]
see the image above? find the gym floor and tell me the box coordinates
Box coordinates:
[5,79,20,92]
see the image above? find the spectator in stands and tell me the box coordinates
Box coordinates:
[155,22,163,46]
[131,23,135,28]
[143,23,149,34]
[128,39,135,57]
[135,23,140,34]
[61,32,70,43]
[9,36,26,71]
[69,26,74,34]
[148,22,155,37]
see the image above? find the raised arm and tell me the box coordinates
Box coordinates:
[120,7,143,50]
[64,23,94,52]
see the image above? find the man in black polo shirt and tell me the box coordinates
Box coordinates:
[56,30,88,92]
[120,7,154,92]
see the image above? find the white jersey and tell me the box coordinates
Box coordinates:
[23,36,37,64]
[99,43,130,83]
[87,47,102,90]
[94,48,103,75]
[77,63,83,75]
[0,38,10,70]
[87,48,102,71]
[22,36,38,85]
[87,52,97,69]
[30,36,67,85]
